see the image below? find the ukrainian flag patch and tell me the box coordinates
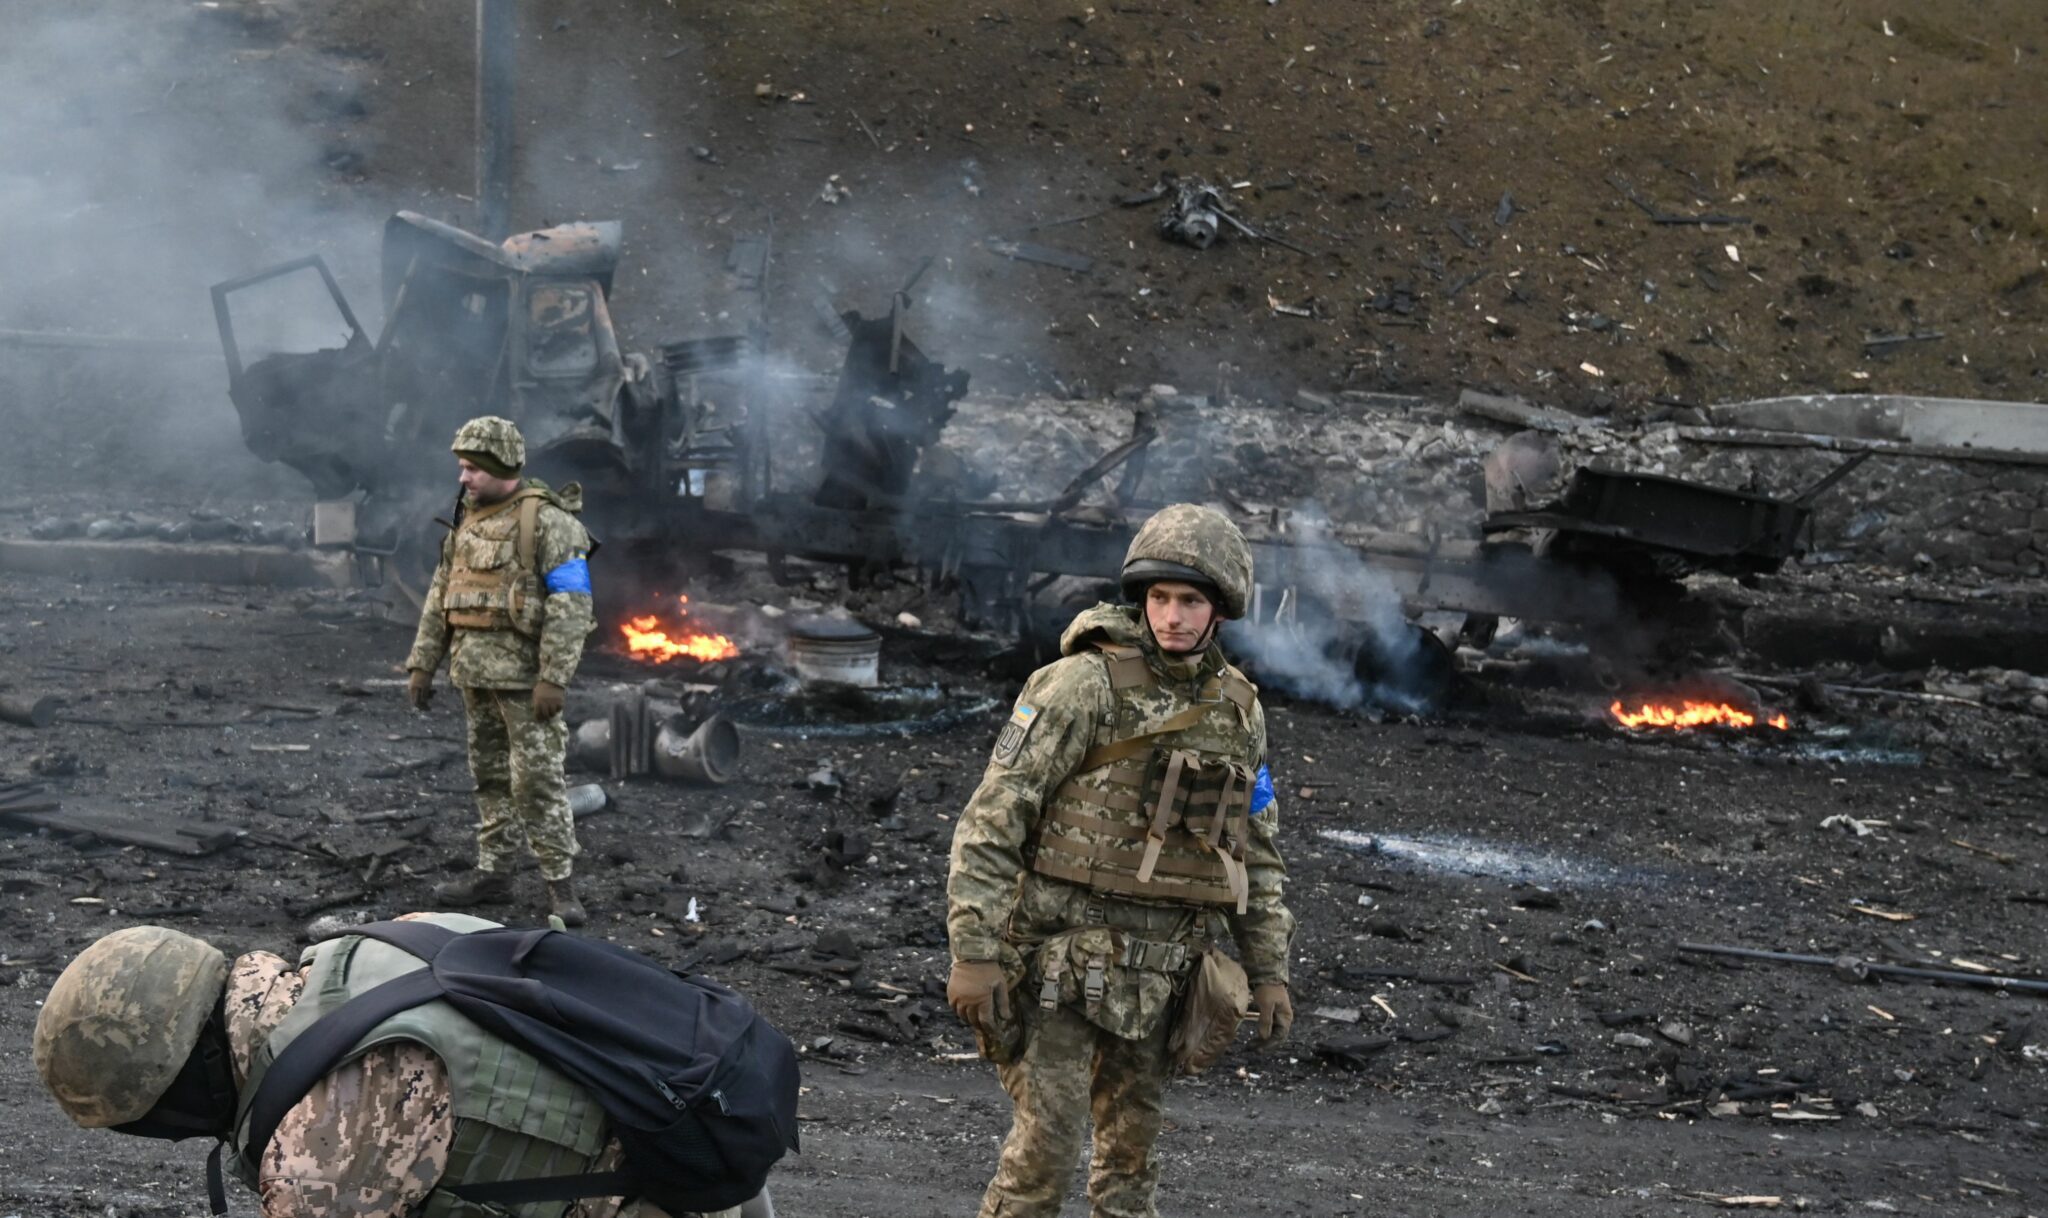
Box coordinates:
[992,702,1039,766]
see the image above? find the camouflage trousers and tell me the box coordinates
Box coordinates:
[978,999,1175,1218]
[459,686,579,881]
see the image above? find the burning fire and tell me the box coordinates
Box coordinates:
[1609,699,1790,731]
[619,595,739,663]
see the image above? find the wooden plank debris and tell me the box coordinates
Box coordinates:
[0,800,243,855]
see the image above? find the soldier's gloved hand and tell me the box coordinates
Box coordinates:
[946,960,1010,1031]
[1253,982,1293,1045]
[532,681,566,720]
[406,669,434,711]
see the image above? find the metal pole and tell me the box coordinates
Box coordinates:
[1678,941,2048,997]
[475,0,516,240]
[0,329,224,357]
[0,694,57,729]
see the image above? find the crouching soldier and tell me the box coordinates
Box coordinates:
[33,918,772,1218]
[946,503,1297,1218]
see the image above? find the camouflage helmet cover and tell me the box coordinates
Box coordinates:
[34,926,229,1128]
[1120,503,1253,619]
[451,415,527,475]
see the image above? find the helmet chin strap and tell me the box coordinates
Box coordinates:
[1141,612,1219,658]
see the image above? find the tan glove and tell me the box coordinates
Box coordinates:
[406,669,434,711]
[1253,982,1293,1045]
[532,681,565,720]
[947,960,1010,1032]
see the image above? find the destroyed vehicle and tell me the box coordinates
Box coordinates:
[210,213,683,588]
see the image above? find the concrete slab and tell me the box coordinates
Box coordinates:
[0,538,355,588]
[1706,394,2048,456]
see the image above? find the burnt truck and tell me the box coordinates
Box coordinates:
[211,211,969,602]
[211,211,1863,695]
[212,212,681,593]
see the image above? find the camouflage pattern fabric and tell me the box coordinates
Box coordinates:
[449,414,527,473]
[404,477,596,690]
[948,604,1293,987]
[978,998,1174,1218]
[407,474,592,883]
[226,939,739,1218]
[461,685,578,881]
[229,952,453,1218]
[949,600,1294,1218]
[33,925,229,1128]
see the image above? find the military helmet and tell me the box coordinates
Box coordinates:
[34,926,229,1128]
[1120,503,1253,619]
[451,415,526,477]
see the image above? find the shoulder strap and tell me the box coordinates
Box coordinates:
[238,968,444,1180]
[349,918,461,961]
[1075,701,1211,770]
[1217,669,1256,713]
[1092,643,1153,692]
[240,920,634,1208]
[516,494,543,572]
[239,921,456,1176]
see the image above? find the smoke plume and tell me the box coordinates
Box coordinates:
[1227,511,1444,715]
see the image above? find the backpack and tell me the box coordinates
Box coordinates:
[240,919,800,1214]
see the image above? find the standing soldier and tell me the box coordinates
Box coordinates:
[946,503,1296,1218]
[406,416,597,926]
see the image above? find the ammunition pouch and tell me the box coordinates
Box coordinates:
[1167,947,1251,1076]
[1027,925,1193,1042]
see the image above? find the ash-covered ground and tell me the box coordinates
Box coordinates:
[3,1,2048,1215]
[1,529,2044,1216]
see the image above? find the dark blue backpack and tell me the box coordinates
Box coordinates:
[241,919,799,1214]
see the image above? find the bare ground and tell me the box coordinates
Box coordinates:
[0,560,2043,1216]
[3,1,2048,1215]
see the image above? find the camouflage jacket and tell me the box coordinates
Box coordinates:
[947,603,1294,988]
[225,930,733,1218]
[404,477,596,690]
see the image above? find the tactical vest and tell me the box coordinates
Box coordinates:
[442,489,554,638]
[1028,643,1260,913]
[230,914,608,1218]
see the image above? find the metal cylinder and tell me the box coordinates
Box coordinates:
[569,718,610,771]
[475,0,516,240]
[788,618,881,688]
[0,694,57,729]
[652,714,741,785]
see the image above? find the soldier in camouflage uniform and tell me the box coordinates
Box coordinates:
[946,503,1297,1218]
[33,921,746,1218]
[406,416,598,926]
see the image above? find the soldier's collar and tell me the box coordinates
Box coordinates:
[1140,632,1217,685]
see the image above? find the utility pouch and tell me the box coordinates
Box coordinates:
[1167,948,1251,1076]
[1030,927,1178,1041]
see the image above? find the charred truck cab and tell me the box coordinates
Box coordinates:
[211,212,666,593]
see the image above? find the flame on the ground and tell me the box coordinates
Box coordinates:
[619,595,739,663]
[1609,699,1790,731]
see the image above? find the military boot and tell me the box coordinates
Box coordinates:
[546,878,587,928]
[432,868,514,908]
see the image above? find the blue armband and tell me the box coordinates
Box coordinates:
[1251,763,1275,813]
[543,557,592,595]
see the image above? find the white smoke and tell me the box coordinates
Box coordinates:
[1228,511,1440,715]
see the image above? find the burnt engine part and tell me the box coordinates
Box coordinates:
[1481,453,1870,581]
[811,303,970,511]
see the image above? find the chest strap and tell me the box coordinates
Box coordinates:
[1075,701,1213,771]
